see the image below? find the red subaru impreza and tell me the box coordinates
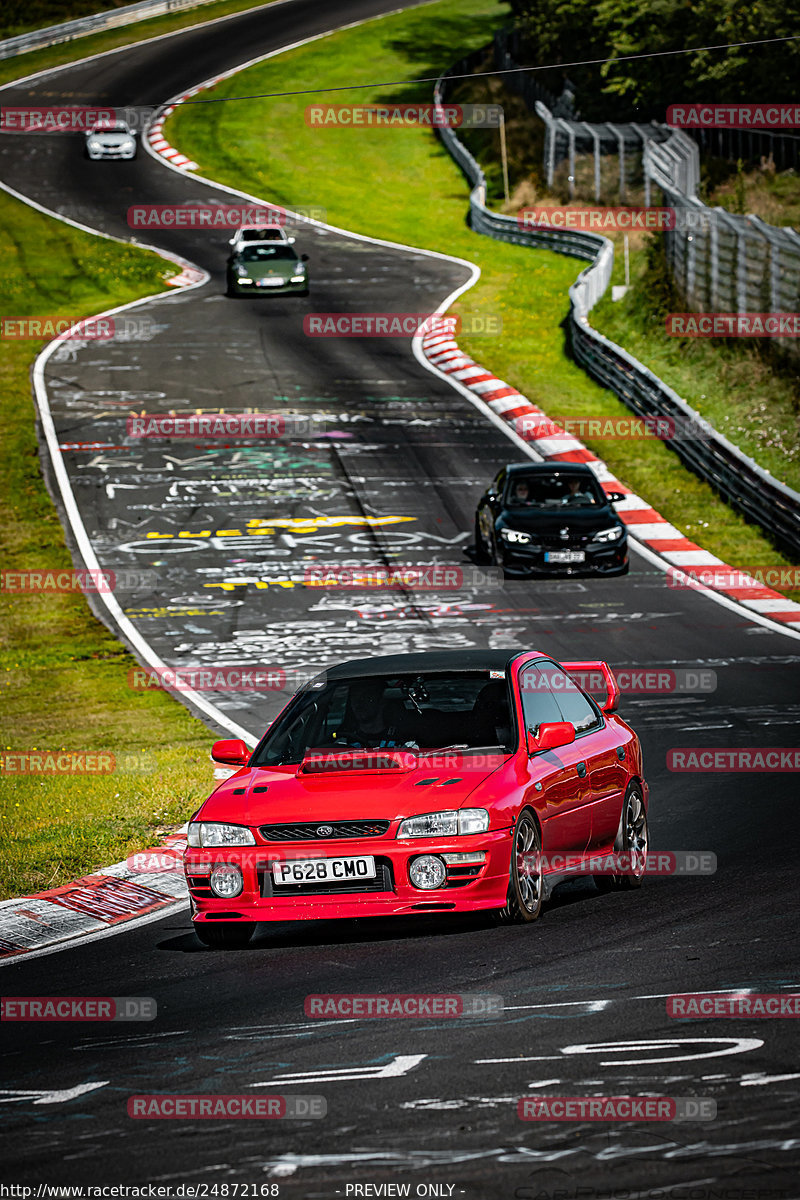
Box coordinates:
[184,650,649,947]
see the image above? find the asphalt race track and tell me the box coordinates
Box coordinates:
[1,1,799,1194]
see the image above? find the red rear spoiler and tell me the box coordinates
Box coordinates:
[560,660,620,714]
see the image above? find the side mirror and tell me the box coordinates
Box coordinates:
[211,739,250,766]
[300,253,309,261]
[526,721,576,755]
[606,491,626,504]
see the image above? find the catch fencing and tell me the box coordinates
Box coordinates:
[434,52,800,557]
[494,28,800,361]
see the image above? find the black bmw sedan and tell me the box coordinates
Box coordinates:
[474,462,629,577]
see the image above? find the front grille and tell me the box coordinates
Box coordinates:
[539,533,590,548]
[259,820,390,842]
[259,857,395,898]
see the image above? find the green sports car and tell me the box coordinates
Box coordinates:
[226,243,309,297]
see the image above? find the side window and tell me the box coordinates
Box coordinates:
[537,662,602,734]
[519,663,564,732]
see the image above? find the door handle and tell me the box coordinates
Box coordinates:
[576,761,587,777]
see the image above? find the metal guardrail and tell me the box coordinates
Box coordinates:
[0,0,221,61]
[434,54,800,558]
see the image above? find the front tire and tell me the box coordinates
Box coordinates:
[594,782,648,891]
[194,922,255,948]
[474,516,491,564]
[498,809,543,923]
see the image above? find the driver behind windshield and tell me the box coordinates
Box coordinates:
[508,473,597,508]
[511,479,534,505]
[562,476,594,505]
[333,680,407,749]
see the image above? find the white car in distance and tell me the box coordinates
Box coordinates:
[84,120,137,160]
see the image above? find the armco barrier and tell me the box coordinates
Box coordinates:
[434,54,800,558]
[0,0,221,61]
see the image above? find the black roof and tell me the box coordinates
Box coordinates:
[324,650,526,679]
[506,461,596,476]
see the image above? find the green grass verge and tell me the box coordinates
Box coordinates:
[0,0,279,88]
[0,191,213,900]
[166,0,800,599]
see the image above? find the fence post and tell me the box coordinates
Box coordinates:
[535,101,557,188]
[583,123,602,201]
[614,127,626,202]
[558,119,577,199]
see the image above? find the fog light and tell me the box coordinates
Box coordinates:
[209,865,243,898]
[409,855,446,889]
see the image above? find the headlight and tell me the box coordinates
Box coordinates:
[592,525,624,543]
[87,140,101,150]
[187,822,255,848]
[408,855,446,889]
[500,528,531,544]
[290,274,306,282]
[209,864,243,898]
[397,809,489,839]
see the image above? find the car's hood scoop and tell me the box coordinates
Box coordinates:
[297,749,416,776]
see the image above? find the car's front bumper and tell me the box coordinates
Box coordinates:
[87,147,136,159]
[500,539,628,576]
[185,828,512,923]
[231,279,307,295]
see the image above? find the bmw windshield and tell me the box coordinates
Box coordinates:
[505,473,604,510]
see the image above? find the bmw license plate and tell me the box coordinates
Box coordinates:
[545,550,585,563]
[272,855,376,885]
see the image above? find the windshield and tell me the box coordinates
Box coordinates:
[251,672,516,767]
[240,245,296,262]
[90,122,130,134]
[505,472,603,509]
[241,228,283,241]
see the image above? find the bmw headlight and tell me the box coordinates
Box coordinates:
[592,525,624,543]
[500,528,531,545]
[88,140,101,150]
[397,809,489,838]
[187,822,255,848]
